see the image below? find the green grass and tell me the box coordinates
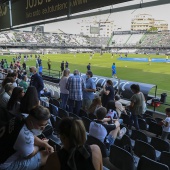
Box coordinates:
[1,53,170,112]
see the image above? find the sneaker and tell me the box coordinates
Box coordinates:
[117,127,127,139]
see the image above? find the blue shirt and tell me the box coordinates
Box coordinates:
[66,75,85,101]
[112,65,116,74]
[83,77,96,100]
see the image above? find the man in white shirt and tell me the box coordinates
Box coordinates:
[0,105,54,170]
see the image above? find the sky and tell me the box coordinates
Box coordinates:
[20,0,170,34]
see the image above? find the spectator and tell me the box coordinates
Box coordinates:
[20,86,40,114]
[44,117,103,170]
[88,97,102,119]
[19,75,28,92]
[115,95,127,117]
[83,70,96,111]
[129,84,143,130]
[0,77,15,95]
[0,105,54,170]
[101,80,114,108]
[7,72,18,87]
[161,108,170,140]
[10,62,13,69]
[89,107,126,146]
[66,69,85,115]
[29,66,44,99]
[7,87,24,115]
[0,83,14,108]
[59,69,70,110]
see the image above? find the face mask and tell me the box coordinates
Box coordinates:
[31,128,43,136]
[30,121,43,136]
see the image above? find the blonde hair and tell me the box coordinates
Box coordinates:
[58,118,86,147]
[62,69,70,78]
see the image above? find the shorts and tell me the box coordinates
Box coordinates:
[106,134,115,146]
[4,152,41,170]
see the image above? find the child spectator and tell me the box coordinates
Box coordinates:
[161,108,170,141]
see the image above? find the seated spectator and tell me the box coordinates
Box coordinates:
[40,88,51,98]
[0,77,15,95]
[20,86,40,114]
[7,87,24,115]
[89,107,126,146]
[161,108,170,141]
[0,105,54,170]
[44,117,103,170]
[7,72,18,87]
[19,75,28,92]
[115,95,127,117]
[88,97,102,119]
[0,83,14,108]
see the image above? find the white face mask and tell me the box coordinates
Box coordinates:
[31,129,43,136]
[31,121,43,136]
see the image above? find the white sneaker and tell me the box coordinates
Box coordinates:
[117,127,127,139]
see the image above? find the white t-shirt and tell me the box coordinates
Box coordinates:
[0,125,34,169]
[163,117,170,132]
[89,122,107,143]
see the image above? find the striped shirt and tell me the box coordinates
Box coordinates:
[66,75,85,101]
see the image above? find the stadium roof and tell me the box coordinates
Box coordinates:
[0,0,169,31]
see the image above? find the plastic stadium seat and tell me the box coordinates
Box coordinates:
[58,107,69,118]
[54,91,60,100]
[86,135,108,158]
[145,117,157,125]
[110,145,136,170]
[148,121,163,136]
[79,109,88,117]
[137,156,169,170]
[134,140,156,160]
[131,130,150,143]
[82,116,92,132]
[143,113,152,119]
[121,114,131,126]
[138,118,149,130]
[151,137,170,152]
[155,117,163,124]
[160,151,170,169]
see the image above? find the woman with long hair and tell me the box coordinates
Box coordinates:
[20,86,39,114]
[59,69,70,110]
[44,117,103,170]
[7,87,24,115]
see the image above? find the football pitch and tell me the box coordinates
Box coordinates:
[0,53,170,107]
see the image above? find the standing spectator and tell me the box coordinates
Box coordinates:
[66,70,85,115]
[7,87,24,115]
[29,66,44,99]
[20,86,39,114]
[44,117,103,170]
[59,69,70,110]
[0,105,54,170]
[87,63,91,71]
[129,84,143,130]
[1,59,4,68]
[161,108,170,140]
[19,75,28,92]
[36,59,39,68]
[22,62,26,70]
[101,80,114,108]
[3,61,8,71]
[60,61,64,72]
[47,59,51,70]
[65,61,68,68]
[83,71,96,111]
[112,63,117,78]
